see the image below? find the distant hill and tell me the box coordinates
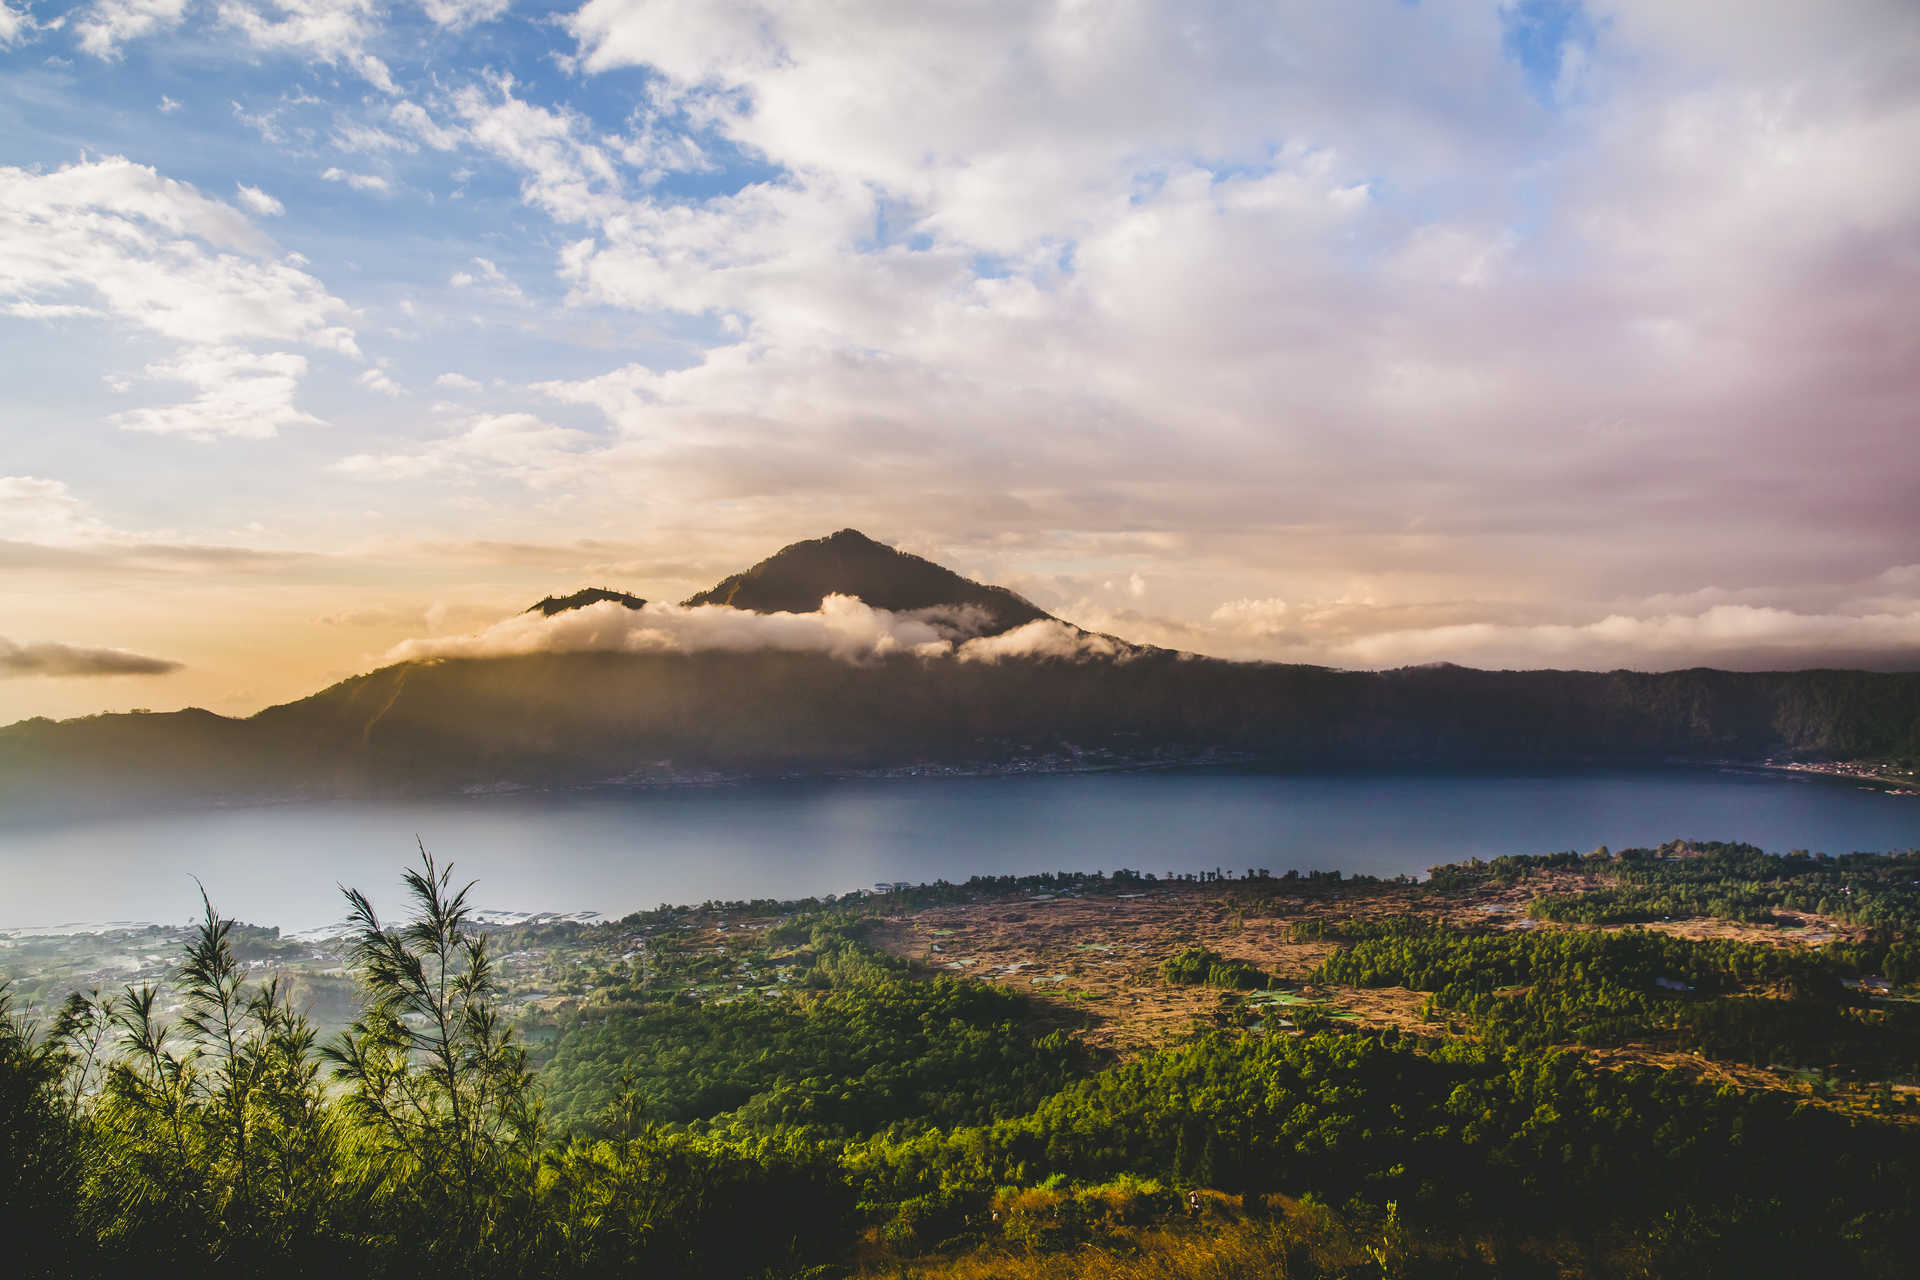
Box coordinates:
[527,587,647,617]
[2,530,1918,820]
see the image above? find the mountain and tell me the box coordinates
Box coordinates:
[680,528,1054,634]
[3,530,1918,820]
[527,587,647,617]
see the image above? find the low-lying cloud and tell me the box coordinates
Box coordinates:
[0,637,184,678]
[381,595,1133,667]
[1326,604,1920,673]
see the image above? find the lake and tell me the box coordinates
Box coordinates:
[2,767,1916,933]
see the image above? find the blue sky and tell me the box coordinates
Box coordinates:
[3,0,1918,720]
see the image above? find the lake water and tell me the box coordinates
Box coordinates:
[2,768,1916,933]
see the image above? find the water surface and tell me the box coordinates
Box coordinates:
[2,768,1915,932]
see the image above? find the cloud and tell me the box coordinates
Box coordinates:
[389,100,461,150]
[0,476,119,545]
[953,619,1125,665]
[0,636,183,677]
[1210,598,1291,638]
[319,166,391,194]
[1324,604,1920,673]
[111,347,323,439]
[0,1,38,48]
[216,0,394,92]
[75,0,187,58]
[235,183,284,216]
[503,0,1920,650]
[434,371,482,390]
[356,365,404,396]
[383,594,969,665]
[379,592,1136,669]
[5,301,103,319]
[450,76,626,225]
[0,157,357,353]
[158,94,182,113]
[333,413,596,485]
[449,256,525,301]
[418,0,508,31]
[331,121,414,154]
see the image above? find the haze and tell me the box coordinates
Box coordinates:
[3,0,1918,724]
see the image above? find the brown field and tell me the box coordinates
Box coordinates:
[860,875,1884,1103]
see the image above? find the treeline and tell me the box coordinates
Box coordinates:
[1311,920,1920,1076]
[1426,842,1920,933]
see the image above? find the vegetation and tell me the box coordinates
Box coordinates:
[1313,917,1920,1078]
[540,917,1088,1134]
[1159,944,1270,990]
[11,843,1920,1277]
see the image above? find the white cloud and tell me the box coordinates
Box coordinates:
[0,476,118,544]
[356,366,404,396]
[332,121,414,154]
[0,1,38,48]
[389,100,461,150]
[235,182,284,216]
[448,255,526,301]
[216,0,394,91]
[75,0,187,58]
[954,619,1125,665]
[418,0,508,31]
[111,347,323,440]
[0,157,357,353]
[1211,598,1291,638]
[451,76,626,225]
[1325,604,1920,673]
[379,591,1134,668]
[334,412,596,485]
[434,371,482,390]
[4,301,103,319]
[320,166,391,194]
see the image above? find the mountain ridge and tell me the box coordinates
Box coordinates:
[3,530,1917,819]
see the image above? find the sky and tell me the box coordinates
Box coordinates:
[2,0,1918,724]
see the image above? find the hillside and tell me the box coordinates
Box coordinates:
[2,530,1917,819]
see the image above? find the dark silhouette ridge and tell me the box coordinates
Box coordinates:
[3,530,1919,819]
[527,587,648,617]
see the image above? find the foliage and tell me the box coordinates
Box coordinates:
[541,918,1088,1135]
[13,845,1920,1279]
[1158,945,1270,990]
[1311,916,1920,1076]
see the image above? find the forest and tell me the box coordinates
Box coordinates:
[7,844,1920,1278]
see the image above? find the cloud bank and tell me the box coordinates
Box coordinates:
[381,596,1132,667]
[0,637,184,678]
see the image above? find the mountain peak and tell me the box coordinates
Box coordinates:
[681,529,1054,634]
